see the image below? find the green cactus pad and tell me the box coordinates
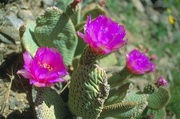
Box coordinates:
[143,84,158,94]
[35,87,71,119]
[68,64,110,119]
[147,87,170,110]
[34,6,78,65]
[105,83,133,105]
[108,67,132,88]
[20,21,39,56]
[117,92,149,119]
[100,102,137,118]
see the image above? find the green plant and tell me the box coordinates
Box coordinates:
[17,1,171,119]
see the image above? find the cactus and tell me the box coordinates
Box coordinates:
[100,102,137,118]
[105,83,133,105]
[19,21,39,56]
[140,85,170,118]
[68,64,110,119]
[34,7,78,65]
[99,91,149,118]
[79,45,103,65]
[20,6,78,66]
[17,1,171,119]
[34,87,71,119]
[143,84,158,94]
[68,46,110,119]
[108,67,133,88]
[118,92,149,119]
[147,87,170,110]
[19,4,79,118]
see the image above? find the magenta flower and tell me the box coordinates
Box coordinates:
[17,47,68,87]
[77,15,127,54]
[156,76,168,86]
[126,49,155,75]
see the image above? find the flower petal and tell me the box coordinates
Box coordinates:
[17,69,33,79]
[23,51,32,67]
[77,15,127,54]
[126,49,155,75]
[17,47,68,87]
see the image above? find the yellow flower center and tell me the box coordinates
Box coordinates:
[39,62,53,71]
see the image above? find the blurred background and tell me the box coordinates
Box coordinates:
[0,0,179,118]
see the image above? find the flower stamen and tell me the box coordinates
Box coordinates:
[39,62,53,71]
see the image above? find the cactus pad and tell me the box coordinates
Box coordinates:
[68,64,110,119]
[20,21,39,56]
[35,88,71,119]
[105,83,133,105]
[147,87,170,110]
[100,102,137,118]
[143,84,157,94]
[34,7,78,65]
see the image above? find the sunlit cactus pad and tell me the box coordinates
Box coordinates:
[35,88,70,119]
[68,64,110,119]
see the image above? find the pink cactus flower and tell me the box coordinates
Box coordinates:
[77,15,127,54]
[17,47,68,87]
[126,49,155,75]
[156,76,168,86]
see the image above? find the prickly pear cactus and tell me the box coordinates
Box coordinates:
[34,7,78,65]
[80,45,102,65]
[68,46,110,119]
[19,21,39,56]
[100,102,137,118]
[118,92,149,119]
[18,1,171,118]
[105,83,133,106]
[68,64,110,119]
[20,6,78,66]
[100,90,149,119]
[143,84,158,94]
[139,84,171,118]
[147,87,170,110]
[34,87,71,119]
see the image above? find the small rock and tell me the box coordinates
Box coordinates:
[145,7,160,23]
[131,0,145,13]
[43,0,55,7]
[10,92,16,97]
[17,9,35,21]
[9,101,16,110]
[6,13,24,29]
